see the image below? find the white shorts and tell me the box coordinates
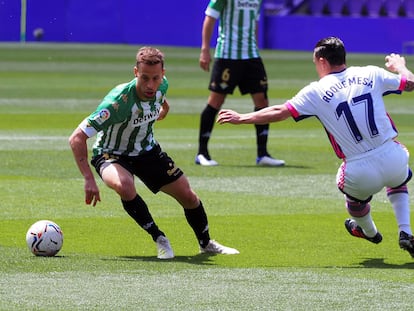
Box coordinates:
[336,140,410,201]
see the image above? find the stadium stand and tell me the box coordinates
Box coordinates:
[308,0,327,16]
[384,0,402,17]
[346,0,365,16]
[263,0,414,17]
[365,0,383,17]
[404,0,414,17]
[329,0,347,16]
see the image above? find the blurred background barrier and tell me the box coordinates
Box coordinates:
[2,0,414,53]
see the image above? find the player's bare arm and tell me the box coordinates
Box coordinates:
[157,99,169,120]
[199,16,216,72]
[385,53,414,92]
[69,127,101,206]
[217,104,291,125]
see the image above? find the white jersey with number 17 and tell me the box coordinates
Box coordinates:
[286,66,406,159]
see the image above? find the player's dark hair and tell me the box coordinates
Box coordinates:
[314,37,346,66]
[136,47,164,68]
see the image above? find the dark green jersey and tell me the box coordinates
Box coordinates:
[206,0,262,59]
[80,77,168,157]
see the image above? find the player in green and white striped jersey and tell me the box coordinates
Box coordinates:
[84,75,168,157]
[69,47,239,259]
[196,0,285,167]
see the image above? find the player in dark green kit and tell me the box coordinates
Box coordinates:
[69,47,239,259]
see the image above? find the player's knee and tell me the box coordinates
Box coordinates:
[346,199,371,217]
[180,189,200,209]
[106,178,135,199]
[387,184,408,197]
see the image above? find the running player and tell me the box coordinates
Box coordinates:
[69,46,239,259]
[217,37,414,258]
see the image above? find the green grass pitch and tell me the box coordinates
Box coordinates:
[1,43,414,310]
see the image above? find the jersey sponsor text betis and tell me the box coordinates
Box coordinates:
[80,77,168,157]
[206,0,261,59]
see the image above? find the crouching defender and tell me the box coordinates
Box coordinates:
[69,46,239,259]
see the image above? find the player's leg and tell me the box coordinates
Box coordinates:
[196,91,226,166]
[94,155,171,258]
[387,183,414,257]
[343,197,382,243]
[120,192,173,259]
[160,176,210,247]
[241,58,285,166]
[388,184,411,235]
[135,145,238,255]
[101,161,166,240]
[336,160,382,243]
[386,166,413,256]
[196,59,238,166]
[250,92,284,166]
[383,142,414,257]
[383,143,412,234]
[160,176,239,255]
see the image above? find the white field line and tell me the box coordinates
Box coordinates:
[0,135,67,140]
[0,135,70,150]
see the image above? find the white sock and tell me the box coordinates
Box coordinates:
[353,213,378,237]
[388,191,411,235]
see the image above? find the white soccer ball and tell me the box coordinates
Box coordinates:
[26,220,63,257]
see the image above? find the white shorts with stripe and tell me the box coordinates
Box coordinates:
[336,140,410,201]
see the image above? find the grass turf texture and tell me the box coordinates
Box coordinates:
[1,43,414,310]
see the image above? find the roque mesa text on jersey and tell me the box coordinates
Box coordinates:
[322,75,374,103]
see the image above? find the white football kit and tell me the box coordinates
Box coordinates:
[286,66,410,201]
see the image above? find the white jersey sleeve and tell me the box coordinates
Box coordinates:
[287,66,405,159]
[78,118,98,138]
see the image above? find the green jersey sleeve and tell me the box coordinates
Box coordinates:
[87,79,137,131]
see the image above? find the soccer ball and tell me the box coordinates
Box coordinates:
[26,220,63,256]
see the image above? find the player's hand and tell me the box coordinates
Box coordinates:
[157,100,169,120]
[385,53,406,73]
[199,49,211,72]
[84,179,101,206]
[217,109,241,124]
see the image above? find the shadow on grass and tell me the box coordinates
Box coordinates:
[359,258,414,269]
[112,253,219,265]
[214,164,311,169]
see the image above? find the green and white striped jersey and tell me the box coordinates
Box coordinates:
[206,0,262,60]
[80,77,168,157]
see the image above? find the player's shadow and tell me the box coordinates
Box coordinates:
[223,164,309,169]
[115,253,219,265]
[358,258,414,269]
